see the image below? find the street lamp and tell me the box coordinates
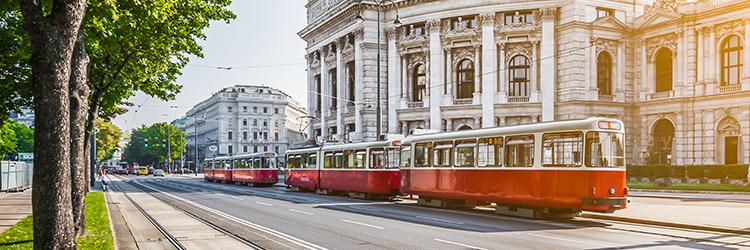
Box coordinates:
[356,0,402,138]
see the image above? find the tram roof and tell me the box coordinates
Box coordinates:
[402,117,623,144]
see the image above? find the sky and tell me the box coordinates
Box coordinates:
[113,0,308,132]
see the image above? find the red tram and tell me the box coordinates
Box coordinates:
[399,117,627,217]
[285,137,402,198]
[203,152,279,186]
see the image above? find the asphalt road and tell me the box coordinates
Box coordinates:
[117,175,750,250]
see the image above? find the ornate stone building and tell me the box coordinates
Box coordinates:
[299,0,750,166]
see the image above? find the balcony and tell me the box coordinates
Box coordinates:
[407,101,424,108]
[598,95,614,102]
[507,96,530,103]
[719,84,741,93]
[452,99,472,105]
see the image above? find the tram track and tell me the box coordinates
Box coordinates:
[107,175,265,250]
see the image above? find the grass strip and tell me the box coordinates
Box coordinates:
[628,182,750,192]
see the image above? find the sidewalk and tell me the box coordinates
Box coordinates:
[0,190,32,234]
[582,196,750,235]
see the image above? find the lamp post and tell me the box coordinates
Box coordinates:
[355,0,402,139]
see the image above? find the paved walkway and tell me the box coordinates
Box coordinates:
[0,190,32,234]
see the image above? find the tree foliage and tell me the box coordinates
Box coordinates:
[95,119,121,161]
[0,119,33,156]
[123,122,185,165]
[0,2,32,119]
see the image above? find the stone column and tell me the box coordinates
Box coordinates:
[530,41,539,101]
[445,48,453,97]
[427,18,443,130]
[743,18,750,90]
[445,119,453,131]
[386,26,400,133]
[707,27,716,94]
[675,31,683,97]
[480,12,497,128]
[585,36,593,99]
[336,40,345,141]
[640,39,648,100]
[306,54,315,138]
[354,27,364,139]
[401,54,408,100]
[697,28,704,85]
[498,43,507,103]
[616,42,625,102]
[540,8,556,122]
[319,47,328,140]
[590,39,598,100]
[473,45,482,104]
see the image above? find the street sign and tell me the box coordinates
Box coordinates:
[209,145,218,152]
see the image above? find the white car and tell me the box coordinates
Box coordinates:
[154,169,165,177]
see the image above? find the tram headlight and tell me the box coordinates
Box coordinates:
[608,187,616,195]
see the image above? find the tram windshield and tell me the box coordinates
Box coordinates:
[400,146,411,168]
[585,132,625,168]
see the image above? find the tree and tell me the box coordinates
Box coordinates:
[17,0,87,248]
[11,121,33,153]
[0,3,32,120]
[122,123,185,167]
[95,119,122,161]
[0,120,18,157]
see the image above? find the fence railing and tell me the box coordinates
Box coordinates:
[1,161,33,192]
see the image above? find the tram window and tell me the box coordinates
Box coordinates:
[586,132,625,168]
[344,150,354,169]
[505,135,535,167]
[370,148,385,169]
[542,132,583,167]
[386,149,400,169]
[454,139,476,167]
[354,150,367,169]
[333,152,344,169]
[307,153,317,169]
[433,141,453,167]
[414,143,432,167]
[400,146,412,168]
[260,157,268,169]
[478,137,502,167]
[223,160,231,169]
[254,158,261,169]
[286,155,296,169]
[323,153,334,169]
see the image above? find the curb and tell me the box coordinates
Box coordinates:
[580,213,750,236]
[630,189,750,195]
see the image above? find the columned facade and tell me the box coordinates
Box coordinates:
[300,0,750,165]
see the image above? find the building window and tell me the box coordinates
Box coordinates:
[243,106,248,112]
[253,119,258,126]
[346,62,355,105]
[227,131,233,140]
[228,145,233,155]
[242,119,247,126]
[650,119,675,165]
[597,51,613,96]
[412,64,426,102]
[253,132,258,140]
[456,59,475,99]
[274,108,279,114]
[655,48,673,92]
[721,35,743,86]
[275,146,279,153]
[596,7,613,19]
[263,107,268,113]
[243,145,248,153]
[227,106,233,113]
[243,131,248,140]
[504,11,534,25]
[315,74,321,113]
[508,55,530,97]
[253,146,258,152]
[330,69,337,109]
[264,146,268,152]
[263,132,268,140]
[263,120,268,127]
[253,106,258,113]
[274,132,279,141]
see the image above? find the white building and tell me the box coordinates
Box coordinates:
[9,107,34,128]
[183,85,308,168]
[300,0,750,166]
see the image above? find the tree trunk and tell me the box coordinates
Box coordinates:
[19,0,87,248]
[69,31,90,237]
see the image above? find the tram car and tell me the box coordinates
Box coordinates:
[285,136,403,198]
[203,152,280,186]
[399,117,627,218]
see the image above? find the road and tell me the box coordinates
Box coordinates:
[109,174,750,250]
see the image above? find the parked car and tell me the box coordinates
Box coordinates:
[135,167,148,176]
[126,167,135,175]
[153,169,165,177]
[180,168,194,174]
[148,167,155,175]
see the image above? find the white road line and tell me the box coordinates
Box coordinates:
[341,219,384,229]
[348,206,382,213]
[434,238,487,250]
[229,195,244,200]
[528,233,612,248]
[289,209,314,216]
[416,216,465,225]
[314,202,393,207]
[256,201,273,206]
[137,182,328,250]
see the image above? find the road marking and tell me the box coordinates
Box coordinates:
[416,216,465,225]
[256,201,273,206]
[229,195,244,200]
[289,209,314,215]
[528,233,611,248]
[434,238,487,250]
[348,206,382,213]
[137,182,328,250]
[341,219,384,229]
[314,202,393,207]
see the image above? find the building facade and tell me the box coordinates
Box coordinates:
[183,85,308,169]
[300,0,750,165]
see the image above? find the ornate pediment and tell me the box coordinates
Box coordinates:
[451,47,477,67]
[504,42,533,64]
[407,52,427,70]
[592,15,630,30]
[645,33,677,62]
[637,0,682,28]
[718,117,741,136]
[594,38,619,56]
[715,19,746,40]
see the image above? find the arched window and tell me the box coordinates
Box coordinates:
[456,59,475,99]
[597,52,613,96]
[650,119,675,165]
[508,55,530,97]
[655,48,673,92]
[721,35,743,86]
[456,125,472,131]
[412,64,426,102]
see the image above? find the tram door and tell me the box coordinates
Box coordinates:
[725,136,738,165]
